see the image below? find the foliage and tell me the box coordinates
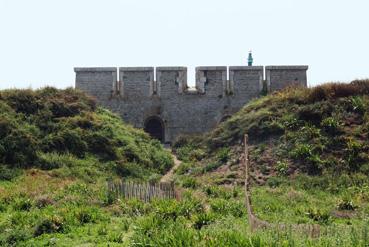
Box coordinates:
[0,87,173,177]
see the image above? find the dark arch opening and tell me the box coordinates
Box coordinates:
[144,116,165,142]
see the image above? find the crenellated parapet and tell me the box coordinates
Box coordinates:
[74,64,308,143]
[75,65,308,100]
[156,67,187,97]
[266,66,308,92]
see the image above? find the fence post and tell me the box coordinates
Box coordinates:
[243,134,254,231]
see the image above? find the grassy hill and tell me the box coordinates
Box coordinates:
[0,88,174,245]
[0,87,173,180]
[171,80,369,245]
[1,84,369,246]
[175,80,369,179]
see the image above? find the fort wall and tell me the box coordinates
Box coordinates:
[74,65,308,143]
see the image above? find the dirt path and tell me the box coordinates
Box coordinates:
[160,153,181,183]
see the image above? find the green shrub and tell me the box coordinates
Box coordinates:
[349,96,366,114]
[43,129,88,158]
[209,198,246,217]
[176,145,195,162]
[85,131,117,160]
[175,162,192,175]
[4,228,31,246]
[216,147,230,163]
[203,185,232,199]
[120,199,149,217]
[204,162,222,172]
[1,127,38,167]
[2,89,41,115]
[115,162,144,178]
[306,208,330,225]
[152,199,179,221]
[34,216,65,236]
[321,117,341,134]
[294,174,330,190]
[34,195,55,209]
[12,197,33,211]
[0,165,21,180]
[177,197,204,218]
[193,212,215,229]
[266,177,286,188]
[337,198,358,211]
[181,177,198,189]
[275,161,289,176]
[75,208,100,225]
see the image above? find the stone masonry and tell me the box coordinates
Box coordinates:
[75,65,308,143]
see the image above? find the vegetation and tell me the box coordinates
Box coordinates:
[171,80,369,245]
[1,82,369,246]
[0,87,173,178]
[0,88,174,245]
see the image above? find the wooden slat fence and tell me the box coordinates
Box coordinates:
[107,180,176,202]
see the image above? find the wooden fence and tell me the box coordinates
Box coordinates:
[107,180,176,202]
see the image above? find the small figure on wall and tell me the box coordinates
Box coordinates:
[248,50,253,66]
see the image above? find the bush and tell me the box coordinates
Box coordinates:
[349,96,366,114]
[204,162,222,172]
[321,117,341,134]
[294,175,330,191]
[337,198,358,211]
[75,208,99,225]
[2,89,41,115]
[203,185,233,199]
[193,212,215,229]
[34,195,55,208]
[306,208,330,224]
[181,177,198,189]
[266,177,286,188]
[152,199,179,221]
[307,82,369,103]
[275,161,289,176]
[175,162,192,175]
[115,162,144,178]
[85,131,117,160]
[209,198,246,217]
[4,228,31,246]
[43,129,88,158]
[0,165,21,180]
[1,127,38,167]
[177,197,204,218]
[12,197,33,211]
[120,199,148,217]
[216,147,230,163]
[34,216,65,236]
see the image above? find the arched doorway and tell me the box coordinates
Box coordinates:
[144,116,165,142]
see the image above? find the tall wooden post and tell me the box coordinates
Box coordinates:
[243,134,254,230]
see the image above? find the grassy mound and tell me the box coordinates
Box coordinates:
[0,87,173,180]
[175,80,369,178]
[170,81,369,243]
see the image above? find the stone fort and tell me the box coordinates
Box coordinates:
[75,65,308,143]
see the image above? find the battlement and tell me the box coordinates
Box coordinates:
[75,66,293,98]
[74,64,308,143]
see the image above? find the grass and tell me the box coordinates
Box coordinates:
[169,80,369,245]
[1,83,369,246]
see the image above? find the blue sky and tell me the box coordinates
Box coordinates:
[0,0,368,89]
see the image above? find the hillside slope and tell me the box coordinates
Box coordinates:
[176,80,369,181]
[0,88,176,246]
[0,87,173,180]
[171,81,369,240]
